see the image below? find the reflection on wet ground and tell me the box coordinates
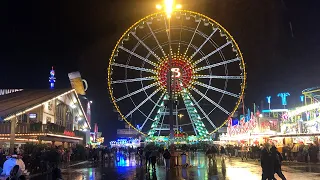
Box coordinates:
[31,153,320,180]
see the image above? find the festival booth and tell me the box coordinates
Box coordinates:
[269,102,320,146]
[220,108,283,146]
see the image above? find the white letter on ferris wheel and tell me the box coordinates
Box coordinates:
[171,68,181,78]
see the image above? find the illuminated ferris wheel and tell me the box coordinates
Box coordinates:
[108,3,246,139]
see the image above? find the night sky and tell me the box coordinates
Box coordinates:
[1,0,320,143]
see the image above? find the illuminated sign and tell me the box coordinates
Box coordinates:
[68,71,87,95]
[63,130,75,137]
[171,68,181,78]
[29,113,37,119]
[0,89,23,96]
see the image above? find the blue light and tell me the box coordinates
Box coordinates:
[49,66,56,89]
[266,96,271,104]
[300,95,304,102]
[277,92,290,106]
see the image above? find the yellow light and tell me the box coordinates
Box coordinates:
[156,4,162,10]
[163,0,176,18]
[176,4,182,9]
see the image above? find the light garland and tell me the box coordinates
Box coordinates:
[0,133,83,140]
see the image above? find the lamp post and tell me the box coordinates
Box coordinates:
[156,0,182,140]
[178,114,183,131]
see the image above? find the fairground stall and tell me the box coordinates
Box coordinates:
[220,109,270,145]
[264,88,320,149]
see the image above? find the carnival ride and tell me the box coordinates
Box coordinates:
[108,1,246,142]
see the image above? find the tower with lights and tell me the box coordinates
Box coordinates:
[49,66,56,89]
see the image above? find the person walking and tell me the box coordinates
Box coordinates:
[206,147,213,164]
[145,150,151,170]
[150,150,158,171]
[261,143,276,180]
[163,149,171,170]
[241,145,248,161]
[211,145,218,161]
[271,146,286,180]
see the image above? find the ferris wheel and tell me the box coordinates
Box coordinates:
[108,8,246,139]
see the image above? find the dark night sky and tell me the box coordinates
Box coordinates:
[1,0,320,143]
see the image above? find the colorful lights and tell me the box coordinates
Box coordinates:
[107,10,246,137]
[157,58,193,93]
[110,138,140,147]
[49,66,56,89]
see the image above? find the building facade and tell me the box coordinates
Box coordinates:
[0,89,91,149]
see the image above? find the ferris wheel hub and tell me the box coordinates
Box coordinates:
[157,57,194,93]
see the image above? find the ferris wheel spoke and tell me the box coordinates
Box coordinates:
[188,92,217,129]
[130,33,161,61]
[190,29,218,60]
[118,46,157,67]
[140,92,165,131]
[115,83,159,102]
[185,21,201,56]
[112,63,156,74]
[195,57,240,72]
[125,88,161,119]
[157,113,166,136]
[191,87,231,115]
[194,41,232,65]
[147,22,166,57]
[111,77,156,84]
[195,75,243,80]
[193,81,240,98]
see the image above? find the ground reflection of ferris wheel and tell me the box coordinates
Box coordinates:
[108,10,246,138]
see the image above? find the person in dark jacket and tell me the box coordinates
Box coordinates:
[271,146,286,180]
[163,149,171,170]
[261,143,276,180]
[211,145,218,160]
[52,163,63,180]
[145,150,151,170]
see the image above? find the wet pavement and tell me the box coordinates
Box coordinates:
[31,153,320,180]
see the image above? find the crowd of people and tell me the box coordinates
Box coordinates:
[213,142,320,163]
[0,143,95,180]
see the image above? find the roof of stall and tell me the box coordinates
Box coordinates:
[0,89,72,120]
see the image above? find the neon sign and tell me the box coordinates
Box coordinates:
[0,89,23,96]
[63,130,75,137]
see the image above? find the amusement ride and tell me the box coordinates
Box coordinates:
[108,0,246,143]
